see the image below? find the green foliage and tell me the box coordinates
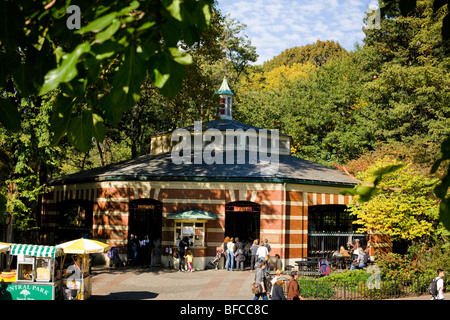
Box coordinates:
[319,270,371,292]
[346,157,440,240]
[297,278,335,299]
[0,0,214,153]
[431,136,450,230]
[262,40,346,71]
[0,92,64,240]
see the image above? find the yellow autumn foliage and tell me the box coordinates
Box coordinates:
[239,62,315,92]
[347,157,440,240]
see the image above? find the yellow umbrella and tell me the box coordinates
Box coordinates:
[0,242,10,254]
[56,238,110,254]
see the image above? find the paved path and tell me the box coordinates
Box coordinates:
[91,266,256,300]
[90,266,450,301]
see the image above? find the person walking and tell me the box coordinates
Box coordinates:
[226,237,235,271]
[271,278,287,300]
[250,239,259,271]
[287,271,305,300]
[253,261,268,300]
[270,269,283,297]
[431,269,446,300]
[234,237,245,271]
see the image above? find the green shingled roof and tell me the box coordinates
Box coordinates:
[215,77,234,95]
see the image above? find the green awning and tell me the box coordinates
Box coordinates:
[10,244,62,258]
[167,210,217,221]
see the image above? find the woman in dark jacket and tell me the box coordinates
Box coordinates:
[178,237,188,272]
[234,237,246,271]
[271,279,287,300]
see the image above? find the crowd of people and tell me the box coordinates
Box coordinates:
[222,236,273,272]
[124,235,445,301]
[126,234,162,268]
[253,261,306,301]
[170,235,275,272]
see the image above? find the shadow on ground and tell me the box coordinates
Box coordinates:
[91,291,159,300]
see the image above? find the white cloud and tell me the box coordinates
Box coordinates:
[218,0,373,64]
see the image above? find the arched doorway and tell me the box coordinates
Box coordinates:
[225,201,260,243]
[129,199,162,241]
[57,200,93,242]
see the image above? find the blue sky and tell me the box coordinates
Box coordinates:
[217,0,379,64]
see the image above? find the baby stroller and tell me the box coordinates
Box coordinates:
[205,248,223,270]
[108,246,123,268]
[319,258,330,277]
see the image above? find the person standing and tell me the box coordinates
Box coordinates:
[178,237,188,272]
[234,237,245,271]
[287,271,305,300]
[222,236,230,269]
[185,250,194,272]
[226,237,235,271]
[127,234,139,267]
[264,239,271,271]
[351,239,361,261]
[256,241,269,272]
[250,240,259,271]
[253,261,268,300]
[139,235,150,267]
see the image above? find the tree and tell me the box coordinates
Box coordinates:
[0,92,66,242]
[346,0,450,232]
[0,0,214,238]
[262,40,346,71]
[347,157,440,241]
[0,0,214,153]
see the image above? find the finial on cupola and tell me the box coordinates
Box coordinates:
[215,77,234,120]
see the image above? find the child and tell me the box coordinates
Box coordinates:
[185,250,194,272]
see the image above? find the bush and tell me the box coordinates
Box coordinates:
[357,279,404,299]
[320,270,371,292]
[298,278,335,299]
[375,243,450,280]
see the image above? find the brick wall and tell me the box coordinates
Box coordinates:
[41,181,367,268]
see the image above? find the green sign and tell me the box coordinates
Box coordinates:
[0,283,57,300]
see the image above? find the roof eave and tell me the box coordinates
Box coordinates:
[47,175,357,189]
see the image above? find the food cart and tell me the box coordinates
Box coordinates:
[0,243,63,300]
[57,238,110,300]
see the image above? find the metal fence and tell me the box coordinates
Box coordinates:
[275,275,444,300]
[308,232,366,258]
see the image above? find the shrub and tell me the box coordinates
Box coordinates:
[320,270,371,292]
[298,278,335,299]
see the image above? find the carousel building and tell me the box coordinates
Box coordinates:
[40,78,382,270]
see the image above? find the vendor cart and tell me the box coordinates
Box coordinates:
[0,243,63,300]
[57,238,110,300]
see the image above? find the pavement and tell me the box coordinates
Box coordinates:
[90,266,256,300]
[90,265,450,301]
